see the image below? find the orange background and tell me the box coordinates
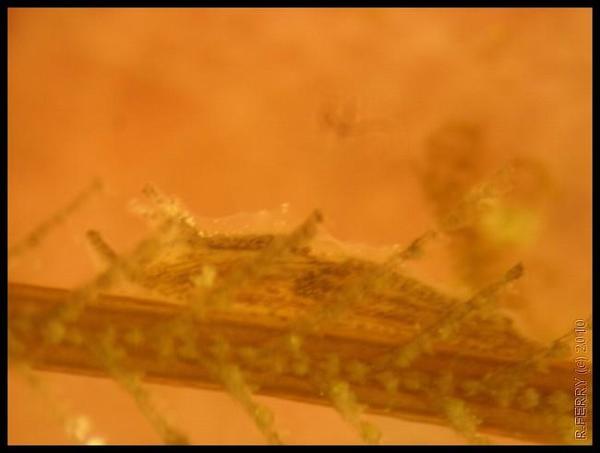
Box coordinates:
[8,8,591,444]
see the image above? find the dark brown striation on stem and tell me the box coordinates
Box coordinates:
[8,274,589,444]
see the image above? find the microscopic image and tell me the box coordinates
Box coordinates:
[7,7,592,445]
